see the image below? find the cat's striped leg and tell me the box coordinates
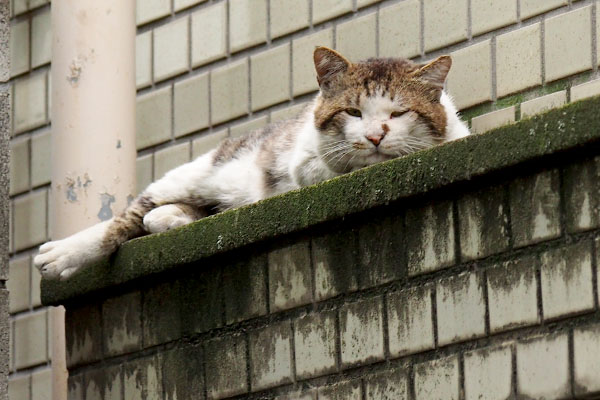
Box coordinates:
[34,154,217,280]
[33,194,157,280]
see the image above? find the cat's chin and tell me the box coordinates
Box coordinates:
[363,152,395,165]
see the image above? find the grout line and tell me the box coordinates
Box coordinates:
[467,0,472,40]
[568,329,575,398]
[540,17,546,86]
[419,0,425,57]
[511,343,518,397]
[592,1,598,72]
[491,36,498,103]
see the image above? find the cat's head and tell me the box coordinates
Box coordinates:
[312,46,452,172]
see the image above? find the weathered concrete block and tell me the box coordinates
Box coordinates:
[414,355,459,400]
[509,170,561,247]
[336,13,376,62]
[102,291,142,357]
[388,284,434,357]
[174,73,210,137]
[124,356,162,400]
[464,345,513,400]
[275,389,317,400]
[458,185,510,260]
[85,365,121,400]
[516,334,570,399]
[487,256,539,333]
[364,368,408,399]
[67,374,83,400]
[358,214,404,289]
[340,296,384,368]
[436,271,486,346]
[210,59,248,125]
[136,86,172,150]
[223,254,267,324]
[294,311,337,379]
[312,0,352,24]
[143,281,181,347]
[162,345,205,400]
[447,40,493,110]
[545,7,592,82]
[564,157,600,233]
[66,305,101,367]
[312,227,358,301]
[540,241,594,320]
[292,28,333,96]
[249,321,293,391]
[496,23,542,97]
[406,201,455,276]
[191,2,227,67]
[574,324,600,395]
[152,17,189,82]
[31,368,52,400]
[205,335,247,399]
[251,44,290,111]
[180,268,223,334]
[229,0,267,52]
[423,0,467,51]
[270,0,309,38]
[379,0,420,59]
[8,255,30,313]
[268,240,313,312]
[318,381,362,400]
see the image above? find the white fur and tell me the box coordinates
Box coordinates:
[35,221,111,280]
[34,90,470,279]
[143,204,196,233]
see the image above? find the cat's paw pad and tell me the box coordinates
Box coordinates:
[143,204,195,234]
[34,239,85,280]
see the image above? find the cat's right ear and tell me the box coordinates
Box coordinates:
[314,47,351,89]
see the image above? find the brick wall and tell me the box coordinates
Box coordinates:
[8,0,52,397]
[42,97,600,399]
[8,0,600,397]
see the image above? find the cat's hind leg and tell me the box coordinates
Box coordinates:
[143,203,209,234]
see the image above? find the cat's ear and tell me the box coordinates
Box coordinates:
[412,55,452,89]
[314,46,351,88]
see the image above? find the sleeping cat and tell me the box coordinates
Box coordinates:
[34,46,470,280]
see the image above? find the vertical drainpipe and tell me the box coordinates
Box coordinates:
[51,1,136,398]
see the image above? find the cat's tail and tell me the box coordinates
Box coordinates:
[34,193,158,280]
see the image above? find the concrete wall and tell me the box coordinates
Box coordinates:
[42,97,600,399]
[1,0,10,397]
[8,0,600,397]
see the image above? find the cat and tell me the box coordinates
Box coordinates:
[34,46,470,280]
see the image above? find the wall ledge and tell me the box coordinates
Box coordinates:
[42,96,600,305]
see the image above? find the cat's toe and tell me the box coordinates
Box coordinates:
[39,241,58,254]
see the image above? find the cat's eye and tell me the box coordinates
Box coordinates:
[390,111,408,119]
[346,108,362,118]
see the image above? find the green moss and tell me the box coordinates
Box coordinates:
[42,96,600,305]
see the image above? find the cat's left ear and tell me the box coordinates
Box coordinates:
[412,55,452,89]
[314,46,351,89]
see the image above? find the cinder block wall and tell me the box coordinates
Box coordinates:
[7,0,600,397]
[42,97,600,399]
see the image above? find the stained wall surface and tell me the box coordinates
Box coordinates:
[42,97,600,399]
[8,0,600,397]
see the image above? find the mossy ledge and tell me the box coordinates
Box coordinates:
[42,96,600,305]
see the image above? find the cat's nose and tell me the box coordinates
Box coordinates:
[367,134,384,146]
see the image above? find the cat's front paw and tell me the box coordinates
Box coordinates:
[34,238,87,280]
[143,204,195,234]
[33,222,109,280]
